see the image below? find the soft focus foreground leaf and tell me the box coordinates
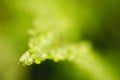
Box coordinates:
[18,0,120,80]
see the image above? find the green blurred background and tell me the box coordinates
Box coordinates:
[0,0,120,80]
